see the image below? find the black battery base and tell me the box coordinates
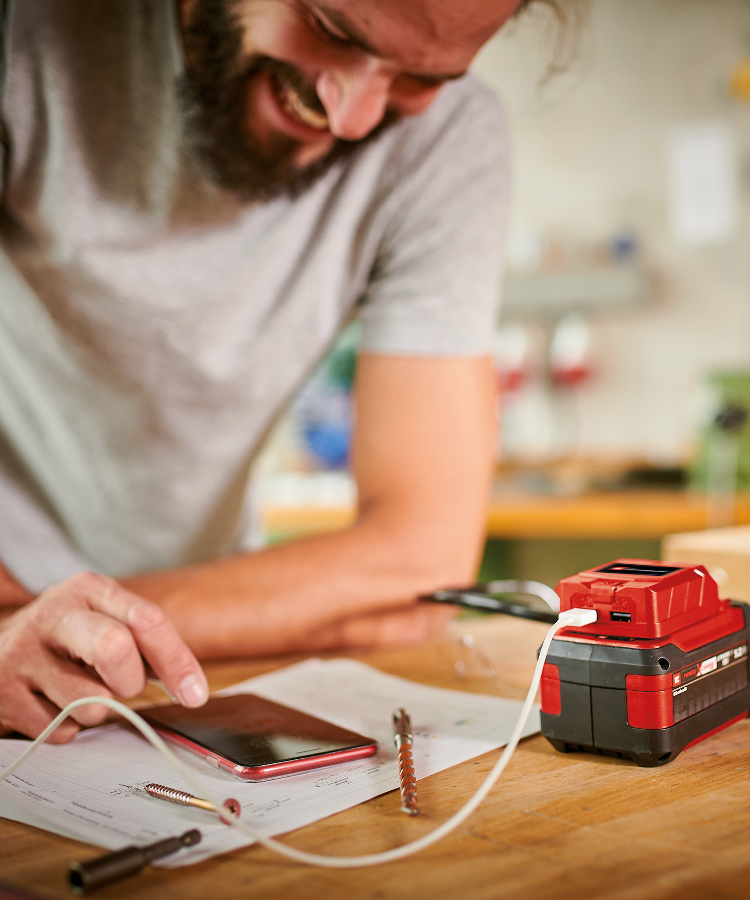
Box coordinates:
[543,688,750,767]
[540,599,750,767]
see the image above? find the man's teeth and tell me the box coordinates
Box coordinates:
[278,82,329,131]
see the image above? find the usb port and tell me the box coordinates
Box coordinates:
[610,611,631,623]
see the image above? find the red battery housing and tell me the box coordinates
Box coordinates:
[540,559,750,766]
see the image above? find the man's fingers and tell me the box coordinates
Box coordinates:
[126,602,208,707]
[347,603,456,646]
[78,574,208,708]
[35,573,208,708]
[39,605,147,699]
[0,686,79,744]
[39,657,114,727]
[316,602,456,650]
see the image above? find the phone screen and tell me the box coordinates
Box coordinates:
[140,694,378,779]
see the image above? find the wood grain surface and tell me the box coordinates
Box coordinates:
[3,616,750,900]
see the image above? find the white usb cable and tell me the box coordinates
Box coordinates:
[0,609,597,869]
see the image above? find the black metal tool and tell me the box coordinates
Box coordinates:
[68,829,201,895]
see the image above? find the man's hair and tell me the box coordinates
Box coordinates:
[514,0,587,24]
[514,0,590,79]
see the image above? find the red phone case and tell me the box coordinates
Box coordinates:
[140,694,379,780]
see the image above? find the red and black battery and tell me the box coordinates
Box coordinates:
[539,560,750,766]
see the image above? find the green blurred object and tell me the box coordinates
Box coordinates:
[323,322,360,390]
[478,537,661,589]
[690,371,750,493]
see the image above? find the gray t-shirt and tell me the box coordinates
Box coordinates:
[0,1,509,592]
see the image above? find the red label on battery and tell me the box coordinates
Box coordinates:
[671,641,748,724]
[540,663,561,716]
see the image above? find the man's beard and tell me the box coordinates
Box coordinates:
[178,0,400,203]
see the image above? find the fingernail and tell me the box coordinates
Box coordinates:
[178,673,208,707]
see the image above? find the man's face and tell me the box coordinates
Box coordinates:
[179,0,522,201]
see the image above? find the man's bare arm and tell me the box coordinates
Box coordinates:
[122,354,496,658]
[0,560,33,608]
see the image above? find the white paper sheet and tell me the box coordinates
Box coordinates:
[0,658,538,867]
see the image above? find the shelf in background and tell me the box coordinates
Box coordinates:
[261,488,750,542]
[502,265,646,317]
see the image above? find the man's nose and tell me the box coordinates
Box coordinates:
[316,63,391,141]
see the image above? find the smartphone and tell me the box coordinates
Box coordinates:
[420,581,559,624]
[139,694,379,781]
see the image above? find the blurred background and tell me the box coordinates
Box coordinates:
[252,0,750,591]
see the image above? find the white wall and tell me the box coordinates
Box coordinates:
[472,0,750,462]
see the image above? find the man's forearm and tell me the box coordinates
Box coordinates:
[123,355,495,660]
[0,560,34,607]
[121,504,482,659]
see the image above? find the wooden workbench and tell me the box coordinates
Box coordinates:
[263,489,750,541]
[3,616,750,900]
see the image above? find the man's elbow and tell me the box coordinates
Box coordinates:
[373,513,486,594]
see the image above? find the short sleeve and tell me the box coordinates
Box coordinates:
[358,78,510,357]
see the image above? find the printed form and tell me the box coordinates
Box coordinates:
[0,658,539,866]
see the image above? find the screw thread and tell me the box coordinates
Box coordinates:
[397,745,420,814]
[145,784,195,806]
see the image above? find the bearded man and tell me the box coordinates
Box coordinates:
[0,0,554,740]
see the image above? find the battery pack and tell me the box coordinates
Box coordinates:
[539,559,750,767]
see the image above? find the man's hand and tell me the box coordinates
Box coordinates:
[303,601,459,652]
[0,572,208,743]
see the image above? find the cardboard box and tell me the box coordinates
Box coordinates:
[663,525,750,601]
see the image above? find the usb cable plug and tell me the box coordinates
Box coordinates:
[557,607,598,628]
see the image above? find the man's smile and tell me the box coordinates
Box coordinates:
[250,65,336,156]
[270,72,330,132]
